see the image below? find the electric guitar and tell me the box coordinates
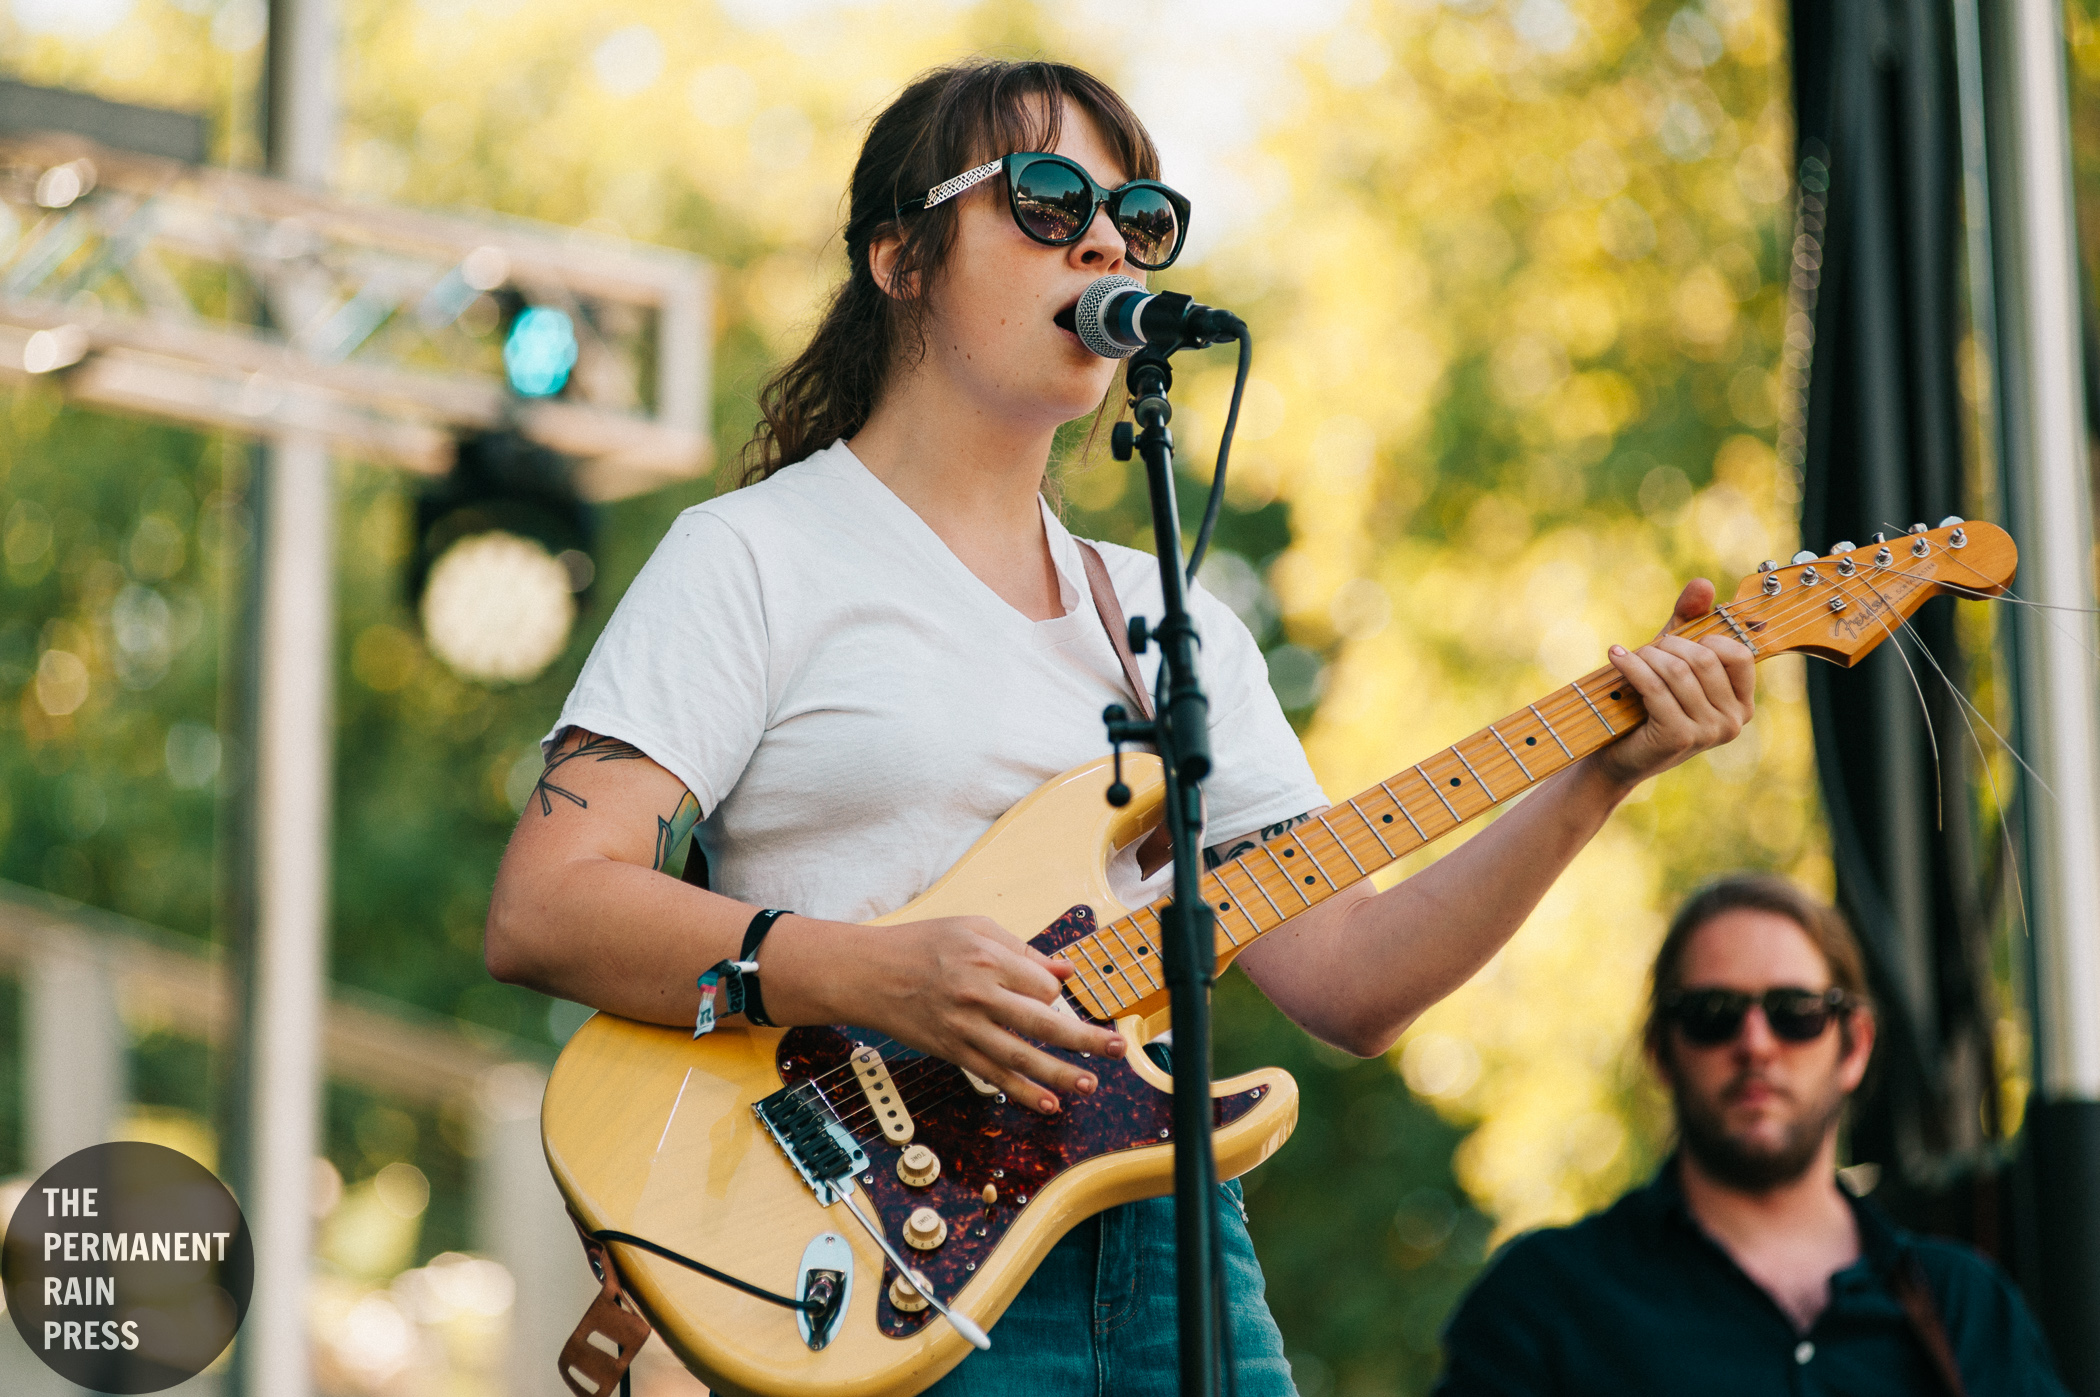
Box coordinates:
[541,520,2014,1397]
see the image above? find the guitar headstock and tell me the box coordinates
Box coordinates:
[1726,519,2016,666]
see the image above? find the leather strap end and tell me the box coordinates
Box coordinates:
[559,1216,654,1397]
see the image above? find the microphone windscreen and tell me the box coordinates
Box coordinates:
[1074,274,1146,359]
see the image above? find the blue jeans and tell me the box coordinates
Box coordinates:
[925,1182,1298,1396]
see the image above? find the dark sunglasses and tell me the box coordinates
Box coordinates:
[896,152,1191,270]
[1661,986,1851,1046]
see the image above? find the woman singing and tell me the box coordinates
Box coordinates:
[486,57,1754,1395]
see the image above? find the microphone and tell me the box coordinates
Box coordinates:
[1064,274,1245,359]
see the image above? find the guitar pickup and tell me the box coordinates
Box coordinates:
[850,1045,914,1144]
[754,1083,868,1206]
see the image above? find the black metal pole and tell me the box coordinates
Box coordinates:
[1111,346,1225,1397]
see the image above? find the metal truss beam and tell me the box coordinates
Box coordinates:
[0,130,713,500]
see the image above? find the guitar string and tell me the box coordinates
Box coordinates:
[805,599,1964,1146]
[1859,573,2056,797]
[813,592,1852,1116]
[845,586,1831,1058]
[1867,593,2038,993]
[776,555,1971,1118]
[913,544,1987,1036]
[808,602,1755,1128]
[1844,568,1948,817]
[700,555,1986,1235]
[1050,568,1959,1016]
[849,565,1995,1150]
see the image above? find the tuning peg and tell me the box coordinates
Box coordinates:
[1791,550,1818,564]
[1831,540,1856,555]
[1871,532,1887,544]
[1757,560,1777,573]
[1939,515,1965,528]
[1909,522,1928,534]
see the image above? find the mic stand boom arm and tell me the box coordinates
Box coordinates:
[1105,342,1226,1397]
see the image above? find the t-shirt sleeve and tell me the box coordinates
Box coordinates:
[1186,579,1328,845]
[543,508,770,815]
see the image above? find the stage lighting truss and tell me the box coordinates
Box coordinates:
[0,130,712,501]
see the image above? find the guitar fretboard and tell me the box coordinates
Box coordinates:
[1058,664,1652,1020]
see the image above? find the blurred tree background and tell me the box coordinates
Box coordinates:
[0,0,1831,1392]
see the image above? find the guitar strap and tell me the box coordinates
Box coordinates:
[558,1212,651,1397]
[1076,540,1155,721]
[1890,1251,1969,1397]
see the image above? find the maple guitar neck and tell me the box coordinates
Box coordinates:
[1057,517,2017,1023]
[1056,659,1647,1022]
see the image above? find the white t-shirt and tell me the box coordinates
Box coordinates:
[546,441,1326,923]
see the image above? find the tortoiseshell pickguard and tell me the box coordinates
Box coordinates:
[772,905,1268,1338]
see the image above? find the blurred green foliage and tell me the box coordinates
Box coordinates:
[0,0,1838,1390]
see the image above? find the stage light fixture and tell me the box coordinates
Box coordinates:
[502,305,578,397]
[409,430,594,684]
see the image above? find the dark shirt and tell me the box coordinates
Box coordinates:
[1437,1160,2067,1397]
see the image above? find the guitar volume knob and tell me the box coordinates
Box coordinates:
[897,1145,941,1188]
[904,1207,948,1250]
[889,1270,932,1313]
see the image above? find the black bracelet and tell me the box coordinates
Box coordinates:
[737,908,791,1028]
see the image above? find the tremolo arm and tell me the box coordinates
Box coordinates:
[753,1081,990,1352]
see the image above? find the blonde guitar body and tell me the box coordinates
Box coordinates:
[542,753,1298,1397]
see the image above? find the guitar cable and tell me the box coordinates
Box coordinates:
[588,1228,822,1314]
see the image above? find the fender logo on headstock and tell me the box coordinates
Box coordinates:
[1730,521,2015,668]
[1828,578,1907,641]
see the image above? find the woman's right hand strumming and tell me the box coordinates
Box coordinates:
[484,727,1122,1113]
[784,911,1127,1116]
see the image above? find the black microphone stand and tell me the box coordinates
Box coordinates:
[1103,339,1225,1397]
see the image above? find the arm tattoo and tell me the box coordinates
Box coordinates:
[1203,811,1316,870]
[654,791,701,874]
[530,733,646,816]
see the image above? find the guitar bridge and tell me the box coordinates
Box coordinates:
[755,1082,869,1206]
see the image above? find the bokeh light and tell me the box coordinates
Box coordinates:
[418,532,577,683]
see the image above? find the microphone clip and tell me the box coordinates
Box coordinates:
[1141,291,1243,352]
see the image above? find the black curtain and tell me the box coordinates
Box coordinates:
[1789,0,2005,1246]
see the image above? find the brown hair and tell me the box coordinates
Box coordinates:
[1643,874,1873,1060]
[739,59,1161,485]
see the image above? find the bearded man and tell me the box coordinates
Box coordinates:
[1435,875,2065,1396]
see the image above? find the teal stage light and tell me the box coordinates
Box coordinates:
[502,306,578,397]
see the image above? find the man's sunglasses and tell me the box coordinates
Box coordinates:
[1661,987,1852,1046]
[896,152,1191,270]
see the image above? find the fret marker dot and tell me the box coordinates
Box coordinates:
[1382,814,1393,822]
[1138,945,1151,955]
[1217,901,1229,911]
[1525,737,1536,745]
[1304,875,1315,884]
[1449,777,1461,787]
[1610,690,1621,700]
[1282,849,1294,857]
